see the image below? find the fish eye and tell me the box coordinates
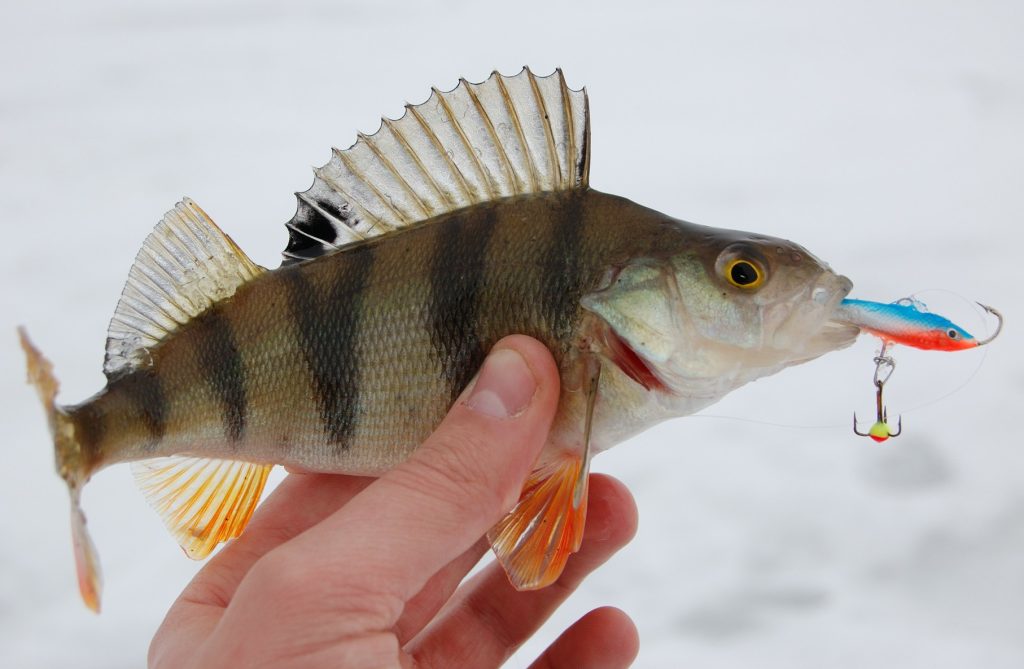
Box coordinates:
[725,259,764,289]
[947,329,959,339]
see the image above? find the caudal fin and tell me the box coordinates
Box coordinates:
[18,327,103,612]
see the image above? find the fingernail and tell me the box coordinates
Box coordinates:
[465,348,537,418]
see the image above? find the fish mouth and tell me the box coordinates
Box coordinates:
[805,273,859,358]
[772,272,858,362]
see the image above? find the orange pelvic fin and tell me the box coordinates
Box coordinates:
[488,360,601,590]
[132,456,273,559]
[487,454,589,590]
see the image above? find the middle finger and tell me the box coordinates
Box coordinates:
[405,473,638,668]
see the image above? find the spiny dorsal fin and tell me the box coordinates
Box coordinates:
[104,199,264,379]
[131,456,273,559]
[282,67,590,263]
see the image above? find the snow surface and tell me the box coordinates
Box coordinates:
[1,1,1022,667]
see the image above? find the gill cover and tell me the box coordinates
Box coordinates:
[581,261,682,389]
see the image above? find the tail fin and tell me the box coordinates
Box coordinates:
[18,327,103,613]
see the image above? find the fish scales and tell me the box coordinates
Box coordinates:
[23,69,862,610]
[66,196,512,469]
[82,192,672,475]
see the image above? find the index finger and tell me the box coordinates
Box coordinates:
[243,336,560,624]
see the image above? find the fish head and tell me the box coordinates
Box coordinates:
[583,227,858,403]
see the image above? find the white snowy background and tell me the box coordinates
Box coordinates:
[1,1,1021,667]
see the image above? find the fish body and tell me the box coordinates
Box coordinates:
[21,69,858,611]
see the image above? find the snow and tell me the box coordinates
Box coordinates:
[1,0,1021,666]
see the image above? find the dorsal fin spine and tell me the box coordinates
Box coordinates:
[580,89,592,184]
[334,146,410,225]
[494,73,540,192]
[381,117,451,211]
[294,191,344,228]
[527,69,562,188]
[407,102,476,205]
[285,219,346,248]
[314,163,394,236]
[285,215,347,247]
[292,193,352,246]
[357,130,431,219]
[432,85,497,201]
[558,70,577,189]
[462,78,521,195]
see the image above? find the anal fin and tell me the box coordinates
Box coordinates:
[132,456,272,559]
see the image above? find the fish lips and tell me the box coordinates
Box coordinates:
[769,272,857,358]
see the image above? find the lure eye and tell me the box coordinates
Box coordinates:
[947,329,959,340]
[725,259,764,289]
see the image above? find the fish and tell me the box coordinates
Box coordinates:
[19,68,860,612]
[835,297,1003,351]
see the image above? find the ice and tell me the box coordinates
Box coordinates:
[1,1,1022,667]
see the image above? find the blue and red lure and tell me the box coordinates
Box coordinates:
[835,298,1003,442]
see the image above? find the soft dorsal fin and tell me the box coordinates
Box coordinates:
[104,198,265,379]
[282,67,590,263]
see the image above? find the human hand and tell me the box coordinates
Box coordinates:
[149,335,640,668]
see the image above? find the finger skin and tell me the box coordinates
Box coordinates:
[186,336,562,663]
[190,473,375,606]
[408,474,639,668]
[392,538,489,645]
[150,473,373,668]
[528,607,639,669]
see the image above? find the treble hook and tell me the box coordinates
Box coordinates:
[853,342,902,442]
[974,303,1004,347]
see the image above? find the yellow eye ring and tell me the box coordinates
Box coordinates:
[724,258,764,289]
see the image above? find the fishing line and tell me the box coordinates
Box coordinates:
[692,290,995,431]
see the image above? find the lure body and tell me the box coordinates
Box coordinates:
[21,69,860,611]
[835,298,978,351]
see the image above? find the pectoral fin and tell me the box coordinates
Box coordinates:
[487,363,600,590]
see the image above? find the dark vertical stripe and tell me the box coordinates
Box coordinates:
[429,208,498,402]
[195,307,247,444]
[284,247,375,449]
[122,369,167,450]
[543,193,586,348]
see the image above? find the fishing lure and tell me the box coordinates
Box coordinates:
[836,297,1003,351]
[835,298,1003,441]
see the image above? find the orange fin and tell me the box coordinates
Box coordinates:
[487,359,601,590]
[131,457,272,559]
[70,491,102,613]
[487,455,589,590]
